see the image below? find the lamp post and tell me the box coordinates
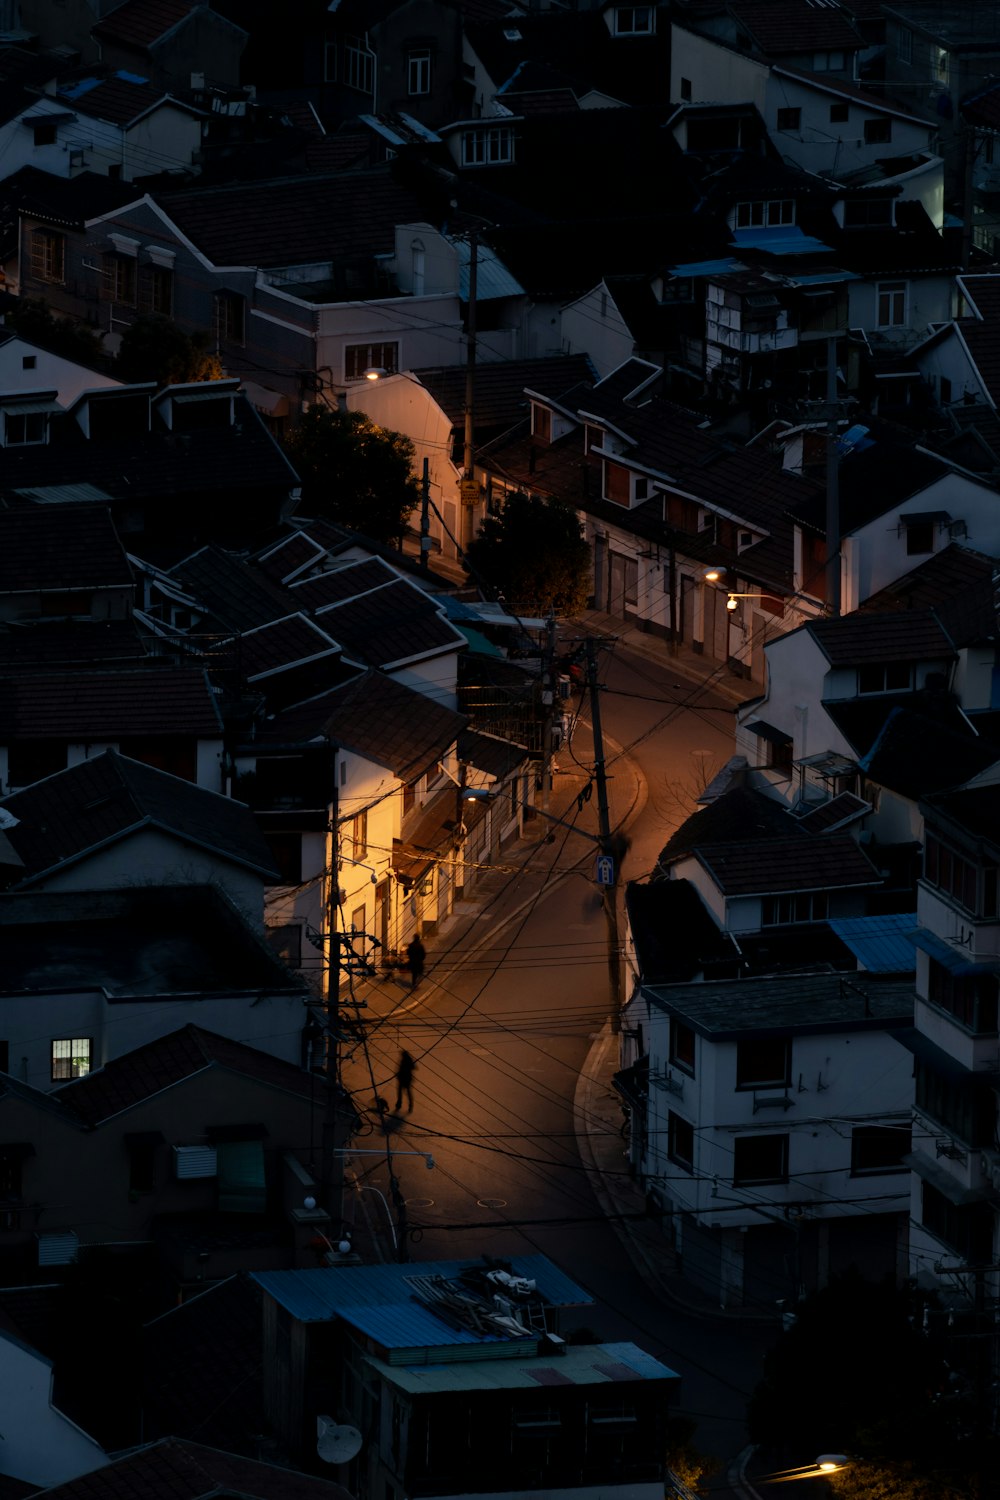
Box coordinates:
[758,1455,851,1483]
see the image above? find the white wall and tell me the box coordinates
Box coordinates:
[914,327,990,409]
[0,337,119,402]
[0,1336,107,1487]
[846,272,955,349]
[560,283,635,378]
[315,294,466,387]
[764,72,935,180]
[669,24,768,112]
[0,97,201,182]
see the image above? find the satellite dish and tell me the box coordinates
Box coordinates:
[317,1416,363,1465]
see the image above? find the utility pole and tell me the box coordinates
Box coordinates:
[541,615,557,817]
[463,227,478,488]
[585,637,624,1032]
[420,456,431,572]
[320,747,343,1224]
[825,332,841,617]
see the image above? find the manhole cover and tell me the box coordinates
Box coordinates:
[477,1197,507,1209]
[406,1197,435,1209]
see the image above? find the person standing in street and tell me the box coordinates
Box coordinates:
[406,933,426,989]
[394,1049,416,1113]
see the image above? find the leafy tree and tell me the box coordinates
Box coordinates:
[285,406,419,545]
[115,315,223,386]
[465,490,591,613]
[5,297,105,363]
[748,1269,994,1495]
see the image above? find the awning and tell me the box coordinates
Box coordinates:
[217,1139,267,1214]
[912,929,997,978]
[240,380,289,417]
[745,718,791,745]
[893,1026,970,1083]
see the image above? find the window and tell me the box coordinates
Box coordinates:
[813,51,844,71]
[408,48,431,95]
[344,36,375,94]
[761,892,829,925]
[736,1037,791,1089]
[736,200,794,228]
[0,1041,7,1073]
[103,252,136,307]
[858,660,912,693]
[923,833,981,914]
[147,264,173,316]
[940,376,952,404]
[905,520,934,555]
[264,832,302,886]
[895,26,912,65]
[776,107,801,132]
[0,1142,25,1199]
[461,127,513,166]
[851,1123,910,1174]
[33,120,57,146]
[634,476,648,501]
[927,960,999,1034]
[614,6,653,34]
[4,411,47,446]
[215,290,245,345]
[830,102,849,124]
[733,1133,788,1185]
[345,341,398,381]
[51,1038,92,1081]
[29,228,65,283]
[670,1017,696,1075]
[532,404,552,442]
[668,1111,694,1170]
[881,276,911,322]
[680,77,692,102]
[603,461,631,506]
[21,355,36,370]
[933,48,949,86]
[127,1135,159,1193]
[864,117,892,146]
[352,809,368,860]
[921,1181,992,1262]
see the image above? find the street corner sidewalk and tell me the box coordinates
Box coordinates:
[574,1022,772,1323]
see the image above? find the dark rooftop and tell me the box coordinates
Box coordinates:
[807,609,954,666]
[0,665,223,741]
[644,970,914,1037]
[860,707,1000,800]
[31,1436,352,1500]
[695,832,881,896]
[625,878,742,983]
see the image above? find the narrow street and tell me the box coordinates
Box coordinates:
[340,634,777,1479]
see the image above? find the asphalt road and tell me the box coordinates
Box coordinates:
[340,637,777,1479]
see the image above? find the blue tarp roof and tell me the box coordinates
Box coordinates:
[732,227,833,256]
[669,258,738,277]
[829,913,917,974]
[252,1255,594,1343]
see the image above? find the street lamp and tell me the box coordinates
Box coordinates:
[758,1455,851,1483]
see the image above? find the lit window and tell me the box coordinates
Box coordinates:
[408,48,431,96]
[51,1038,92,1081]
[344,341,398,380]
[352,809,367,859]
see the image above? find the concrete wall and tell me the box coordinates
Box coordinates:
[0,1336,108,1487]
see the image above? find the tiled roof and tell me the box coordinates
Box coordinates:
[465,11,669,111]
[645,970,913,1035]
[791,438,950,538]
[824,688,972,758]
[0,620,147,673]
[807,609,954,666]
[0,665,223,740]
[0,749,278,884]
[414,354,594,430]
[32,1436,352,1500]
[0,505,132,594]
[858,543,995,648]
[695,832,881,895]
[0,884,305,996]
[234,614,341,679]
[953,275,1000,408]
[254,530,329,584]
[57,73,188,127]
[168,546,295,633]
[54,1024,314,1126]
[290,557,397,611]
[625,878,741,982]
[457,728,529,780]
[860,707,1000,799]
[299,573,467,669]
[92,0,199,49]
[155,165,429,268]
[254,670,464,782]
[732,1,864,54]
[658,784,800,867]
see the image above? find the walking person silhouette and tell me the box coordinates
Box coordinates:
[394,1049,416,1113]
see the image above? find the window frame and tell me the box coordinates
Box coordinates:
[733,1133,789,1185]
[407,48,431,96]
[857,660,912,694]
[344,341,398,382]
[214,289,246,347]
[614,5,654,35]
[667,1110,694,1171]
[736,1036,791,1090]
[851,1123,910,1175]
[761,892,829,926]
[461,127,514,167]
[352,809,368,860]
[864,117,892,146]
[4,410,47,447]
[344,35,375,94]
[104,251,137,308]
[776,107,801,133]
[669,1017,696,1075]
[29,227,65,284]
[51,1037,92,1082]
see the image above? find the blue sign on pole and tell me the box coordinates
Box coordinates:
[596,854,614,887]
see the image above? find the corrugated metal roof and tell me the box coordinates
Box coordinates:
[252,1255,594,1333]
[828,913,917,974]
[732,227,833,256]
[453,237,525,301]
[365,1340,680,1394]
